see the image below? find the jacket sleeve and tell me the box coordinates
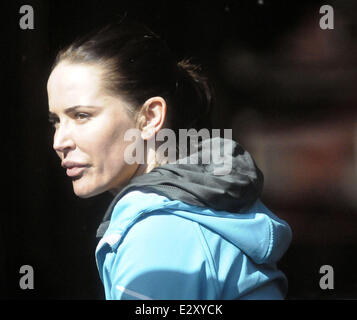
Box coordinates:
[100,212,220,300]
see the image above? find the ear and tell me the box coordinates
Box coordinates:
[138,97,167,140]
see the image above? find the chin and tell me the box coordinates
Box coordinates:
[72,179,106,198]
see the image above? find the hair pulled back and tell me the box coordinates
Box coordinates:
[52,18,213,135]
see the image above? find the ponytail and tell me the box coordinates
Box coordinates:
[169,59,214,133]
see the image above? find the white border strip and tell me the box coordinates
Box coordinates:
[116,285,153,300]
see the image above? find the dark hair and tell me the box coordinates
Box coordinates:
[52,18,214,135]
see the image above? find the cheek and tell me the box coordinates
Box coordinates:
[80,119,135,174]
[70,115,140,196]
[91,128,139,192]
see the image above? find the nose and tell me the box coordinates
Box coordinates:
[53,122,75,156]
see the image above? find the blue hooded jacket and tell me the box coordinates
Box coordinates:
[95,137,292,299]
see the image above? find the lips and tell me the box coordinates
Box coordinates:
[62,161,89,178]
[66,166,87,177]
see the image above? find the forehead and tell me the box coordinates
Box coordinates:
[47,62,104,111]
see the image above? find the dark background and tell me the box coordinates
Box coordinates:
[2,0,357,299]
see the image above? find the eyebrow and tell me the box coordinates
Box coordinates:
[48,105,100,117]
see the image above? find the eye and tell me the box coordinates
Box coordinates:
[75,112,91,121]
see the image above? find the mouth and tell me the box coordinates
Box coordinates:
[66,166,87,178]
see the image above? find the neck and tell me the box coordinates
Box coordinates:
[108,147,164,196]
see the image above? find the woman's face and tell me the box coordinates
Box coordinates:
[47,62,141,198]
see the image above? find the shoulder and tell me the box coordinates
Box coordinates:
[102,212,220,299]
[119,212,204,266]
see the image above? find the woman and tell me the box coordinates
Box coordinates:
[47,19,292,300]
